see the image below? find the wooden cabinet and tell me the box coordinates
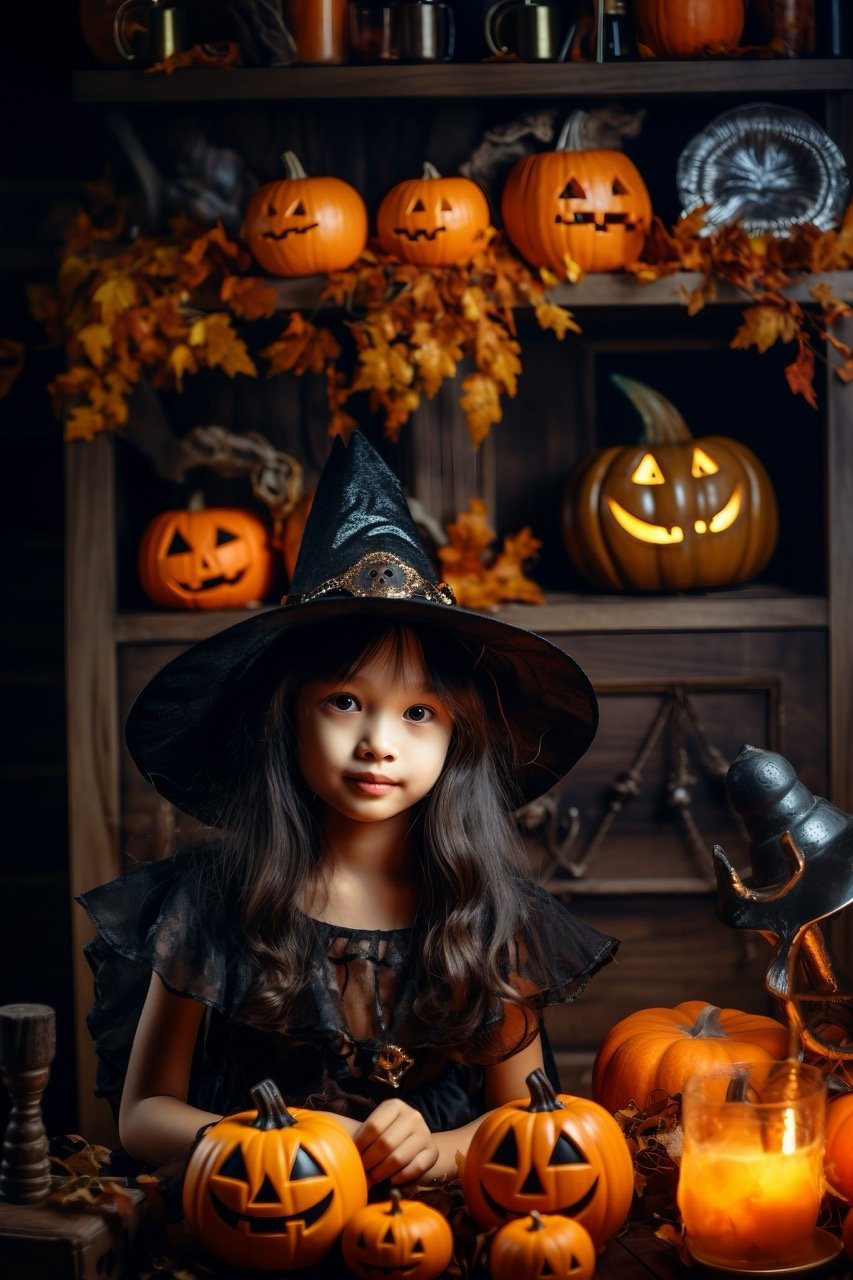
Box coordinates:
[67,60,853,1140]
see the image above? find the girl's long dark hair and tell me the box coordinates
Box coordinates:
[217,616,537,1053]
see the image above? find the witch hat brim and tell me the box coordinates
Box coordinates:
[126,434,598,823]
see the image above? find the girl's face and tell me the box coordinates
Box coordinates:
[295,631,454,827]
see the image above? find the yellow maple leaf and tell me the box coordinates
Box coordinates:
[731,304,798,354]
[562,252,583,285]
[459,372,502,448]
[188,313,257,377]
[64,403,107,441]
[411,337,457,398]
[534,300,581,340]
[93,276,138,327]
[76,323,113,369]
[168,343,198,390]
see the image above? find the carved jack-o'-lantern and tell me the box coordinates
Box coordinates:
[562,374,779,593]
[341,1188,453,1280]
[242,150,368,277]
[501,115,652,275]
[137,494,276,610]
[461,1070,633,1250]
[182,1079,368,1271]
[376,162,491,267]
[490,1211,596,1280]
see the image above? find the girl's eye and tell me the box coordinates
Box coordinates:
[404,704,435,723]
[328,693,358,712]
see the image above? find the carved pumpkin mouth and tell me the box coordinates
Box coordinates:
[261,222,320,239]
[478,1175,599,1221]
[177,570,247,592]
[209,1187,333,1233]
[555,212,639,231]
[606,484,743,545]
[392,226,446,242]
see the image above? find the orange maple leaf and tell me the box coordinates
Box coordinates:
[785,341,818,408]
[438,499,544,610]
[220,275,278,321]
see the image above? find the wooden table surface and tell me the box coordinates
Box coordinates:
[597,1222,851,1280]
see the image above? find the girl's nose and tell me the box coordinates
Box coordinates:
[356,718,397,761]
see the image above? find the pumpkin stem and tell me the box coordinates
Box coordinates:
[611,373,693,444]
[526,1068,565,1113]
[688,1005,727,1039]
[187,490,206,513]
[388,1188,404,1216]
[555,111,588,153]
[528,1210,546,1233]
[422,161,442,180]
[250,1078,297,1130]
[281,150,308,180]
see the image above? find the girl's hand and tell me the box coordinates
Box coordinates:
[355,1099,439,1185]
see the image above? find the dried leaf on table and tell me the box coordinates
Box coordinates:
[438,498,544,610]
[145,41,242,75]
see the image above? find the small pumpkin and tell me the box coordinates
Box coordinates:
[562,374,779,593]
[137,493,276,610]
[182,1078,368,1271]
[633,0,744,57]
[490,1211,596,1280]
[592,1000,790,1116]
[242,150,368,277]
[376,162,491,267]
[341,1187,453,1280]
[461,1069,633,1249]
[501,114,652,276]
[825,1092,853,1203]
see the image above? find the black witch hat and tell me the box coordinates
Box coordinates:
[126,432,598,823]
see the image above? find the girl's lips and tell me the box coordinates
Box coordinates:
[344,774,400,795]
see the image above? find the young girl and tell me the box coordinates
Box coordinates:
[79,431,617,1186]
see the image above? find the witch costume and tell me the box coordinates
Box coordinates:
[78,432,618,1139]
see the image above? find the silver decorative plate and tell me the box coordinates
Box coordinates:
[677,103,850,236]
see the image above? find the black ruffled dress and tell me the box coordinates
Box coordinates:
[77,843,618,1131]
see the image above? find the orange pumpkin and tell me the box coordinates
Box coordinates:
[242,150,368,277]
[592,1000,790,1115]
[633,0,744,56]
[461,1069,633,1249]
[376,162,491,266]
[490,1211,596,1280]
[182,1078,368,1271]
[137,494,276,610]
[501,115,652,275]
[341,1188,453,1280]
[825,1092,853,1203]
[562,374,779,593]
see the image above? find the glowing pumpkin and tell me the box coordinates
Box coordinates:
[490,1211,596,1280]
[241,150,368,276]
[633,0,744,57]
[137,494,276,610]
[461,1069,633,1249]
[341,1188,453,1280]
[562,374,779,592]
[182,1078,368,1271]
[592,1001,790,1116]
[501,115,652,275]
[376,162,491,266]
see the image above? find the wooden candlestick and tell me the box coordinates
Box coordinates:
[0,1003,55,1204]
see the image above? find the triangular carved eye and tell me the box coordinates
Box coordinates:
[218,1147,249,1181]
[631,452,665,486]
[412,1240,425,1255]
[290,1145,325,1179]
[215,527,238,546]
[166,530,191,556]
[612,178,630,194]
[382,1226,395,1244]
[266,203,277,217]
[489,1128,519,1168]
[692,446,719,477]
[288,200,307,216]
[560,178,586,199]
[548,1132,586,1165]
[541,1262,555,1276]
[411,198,426,213]
[253,1174,280,1204]
[440,197,452,212]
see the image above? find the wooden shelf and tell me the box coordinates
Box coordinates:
[114,588,827,645]
[72,60,853,105]
[269,271,853,312]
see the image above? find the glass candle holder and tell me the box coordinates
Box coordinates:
[677,1061,828,1272]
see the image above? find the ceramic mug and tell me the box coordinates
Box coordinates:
[484,0,561,60]
[284,0,350,64]
[399,1,456,62]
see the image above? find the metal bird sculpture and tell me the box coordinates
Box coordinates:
[713,744,853,1069]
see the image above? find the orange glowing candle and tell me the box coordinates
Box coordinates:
[677,1061,826,1271]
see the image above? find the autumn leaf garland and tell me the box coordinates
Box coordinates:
[23,189,853,443]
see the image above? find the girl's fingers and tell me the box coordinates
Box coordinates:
[359,1117,411,1171]
[367,1134,435,1185]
